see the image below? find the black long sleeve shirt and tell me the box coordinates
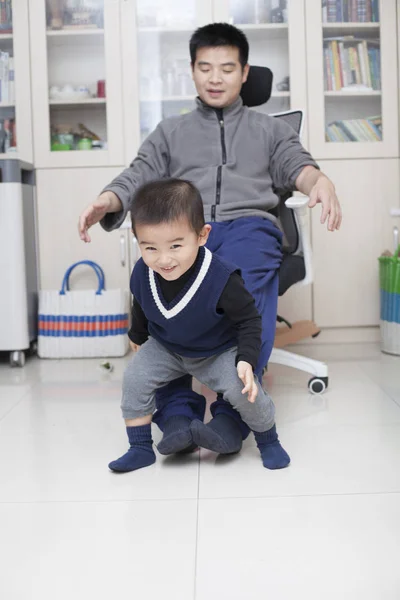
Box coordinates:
[128,259,262,370]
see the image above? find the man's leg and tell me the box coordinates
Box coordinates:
[188,348,290,469]
[194,217,283,451]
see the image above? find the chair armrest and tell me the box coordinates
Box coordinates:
[285,195,313,286]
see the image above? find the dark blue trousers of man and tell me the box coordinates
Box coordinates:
[153,216,283,452]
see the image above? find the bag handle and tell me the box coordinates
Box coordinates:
[60,260,105,295]
[63,261,105,293]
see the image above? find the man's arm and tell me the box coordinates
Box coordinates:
[295,165,342,232]
[78,122,170,242]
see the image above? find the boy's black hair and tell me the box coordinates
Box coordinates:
[190,22,249,69]
[131,178,205,236]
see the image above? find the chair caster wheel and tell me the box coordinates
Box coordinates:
[308,376,328,394]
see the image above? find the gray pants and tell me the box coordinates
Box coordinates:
[122,337,275,433]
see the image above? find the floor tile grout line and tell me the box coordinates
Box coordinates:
[2,490,400,506]
[0,384,37,424]
[357,363,400,411]
[193,449,201,600]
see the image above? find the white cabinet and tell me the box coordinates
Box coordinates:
[28,0,124,168]
[311,158,400,327]
[0,0,33,162]
[36,168,131,292]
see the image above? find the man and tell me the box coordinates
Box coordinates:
[78,23,341,459]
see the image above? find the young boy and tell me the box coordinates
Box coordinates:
[109,178,290,473]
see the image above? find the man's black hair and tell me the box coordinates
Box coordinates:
[131,178,205,236]
[190,22,249,69]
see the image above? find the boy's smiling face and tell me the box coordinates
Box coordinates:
[136,218,211,281]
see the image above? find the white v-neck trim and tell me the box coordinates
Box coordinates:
[149,247,212,320]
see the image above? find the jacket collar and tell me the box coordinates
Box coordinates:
[195,95,244,120]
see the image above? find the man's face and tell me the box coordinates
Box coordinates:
[191,46,249,109]
[136,218,211,281]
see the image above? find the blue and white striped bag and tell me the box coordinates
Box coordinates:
[38,261,129,358]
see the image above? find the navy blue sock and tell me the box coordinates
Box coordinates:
[254,425,290,470]
[190,414,243,454]
[156,415,195,455]
[108,424,156,472]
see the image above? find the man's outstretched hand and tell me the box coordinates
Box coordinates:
[78,191,122,243]
[296,165,342,232]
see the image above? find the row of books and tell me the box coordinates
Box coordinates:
[0,117,16,153]
[0,0,12,33]
[326,116,382,142]
[322,0,379,23]
[0,51,14,104]
[324,38,380,91]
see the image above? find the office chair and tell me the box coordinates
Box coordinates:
[240,66,329,394]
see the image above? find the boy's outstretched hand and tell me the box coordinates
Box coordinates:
[237,361,258,403]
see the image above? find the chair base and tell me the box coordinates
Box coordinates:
[270,347,328,378]
[274,319,320,348]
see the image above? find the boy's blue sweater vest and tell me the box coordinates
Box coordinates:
[131,246,239,357]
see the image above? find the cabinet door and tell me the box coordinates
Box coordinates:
[29,0,124,168]
[213,0,310,147]
[306,0,398,159]
[36,168,131,292]
[121,0,213,163]
[0,0,33,162]
[311,158,400,327]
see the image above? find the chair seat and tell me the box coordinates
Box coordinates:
[278,254,306,296]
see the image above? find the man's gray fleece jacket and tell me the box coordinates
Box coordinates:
[101,96,318,231]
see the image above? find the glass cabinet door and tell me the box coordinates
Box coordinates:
[135,0,211,144]
[45,0,106,153]
[0,0,33,162]
[29,0,124,168]
[226,0,291,116]
[322,1,382,143]
[306,0,398,158]
[0,0,16,158]
[212,0,309,145]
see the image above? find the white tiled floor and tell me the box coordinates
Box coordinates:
[1,342,400,599]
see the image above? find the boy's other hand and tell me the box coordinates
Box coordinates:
[129,341,140,353]
[237,361,258,403]
[78,191,121,243]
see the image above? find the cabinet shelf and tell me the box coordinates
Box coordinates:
[324,90,381,97]
[46,28,104,37]
[322,22,380,36]
[0,33,13,40]
[49,97,106,107]
[0,102,15,108]
[235,23,288,29]
[0,152,18,159]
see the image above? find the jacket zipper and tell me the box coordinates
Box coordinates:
[211,109,227,221]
